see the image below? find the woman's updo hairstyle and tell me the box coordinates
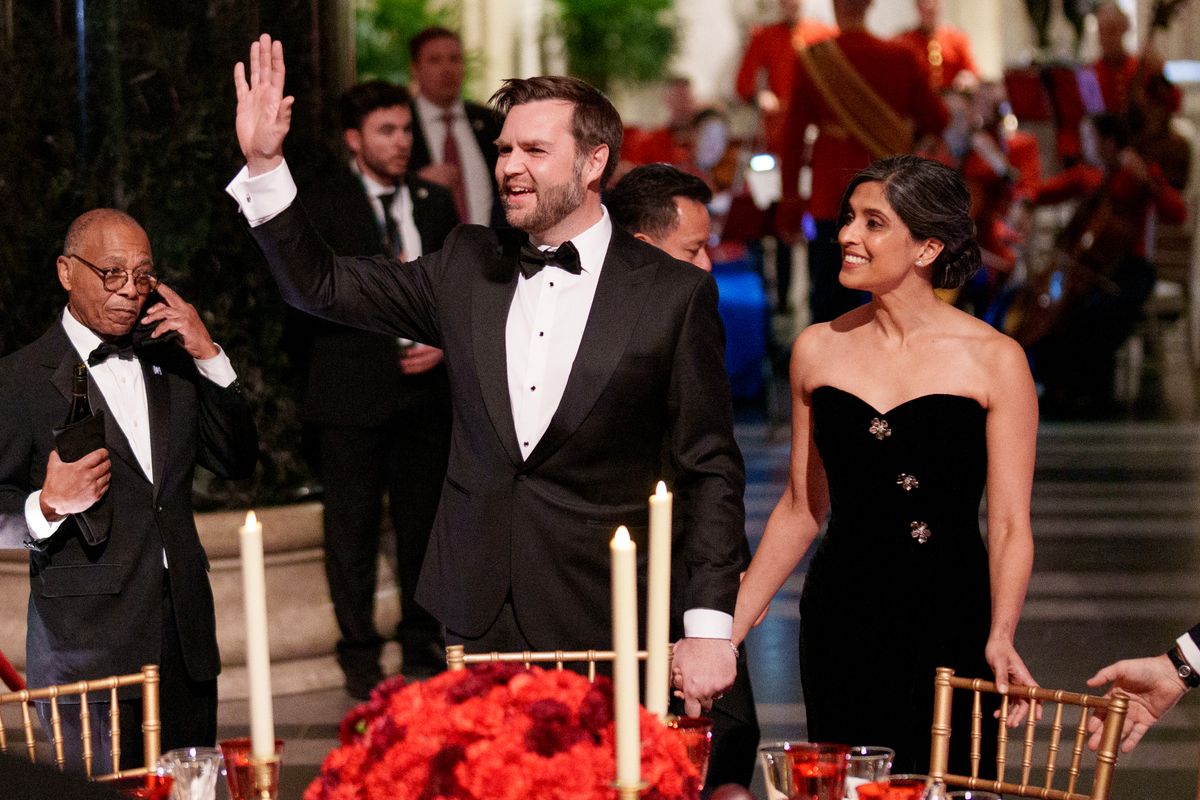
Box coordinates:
[837,154,982,290]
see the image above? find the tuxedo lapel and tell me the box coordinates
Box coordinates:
[471,237,523,467]
[144,360,170,498]
[523,232,654,471]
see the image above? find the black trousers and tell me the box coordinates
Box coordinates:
[37,571,217,774]
[317,401,450,681]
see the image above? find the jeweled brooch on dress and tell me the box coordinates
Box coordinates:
[868,418,891,440]
[896,473,920,491]
[910,521,931,544]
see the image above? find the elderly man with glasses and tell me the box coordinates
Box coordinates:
[0,208,258,773]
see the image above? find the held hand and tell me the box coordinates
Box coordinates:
[139,282,219,360]
[40,449,111,521]
[756,90,781,114]
[986,637,1039,727]
[1085,654,1187,753]
[670,638,737,717]
[233,33,295,175]
[399,344,444,375]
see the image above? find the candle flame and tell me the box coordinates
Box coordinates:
[613,525,631,545]
[244,510,258,528]
[655,481,668,497]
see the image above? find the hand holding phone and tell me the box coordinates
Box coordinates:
[134,283,218,360]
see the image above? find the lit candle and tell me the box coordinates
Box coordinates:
[239,510,275,760]
[611,525,641,790]
[645,481,672,717]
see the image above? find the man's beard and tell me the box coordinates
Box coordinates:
[503,163,587,235]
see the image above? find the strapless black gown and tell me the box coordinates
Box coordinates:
[801,386,998,774]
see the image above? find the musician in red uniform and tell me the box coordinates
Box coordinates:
[778,0,948,323]
[894,0,979,91]
[1092,2,1180,115]
[1022,112,1186,414]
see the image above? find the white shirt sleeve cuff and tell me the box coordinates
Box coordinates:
[225,161,298,226]
[682,608,733,640]
[24,492,64,541]
[1177,632,1200,673]
[194,344,237,388]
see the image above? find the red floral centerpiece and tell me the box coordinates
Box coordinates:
[304,664,701,800]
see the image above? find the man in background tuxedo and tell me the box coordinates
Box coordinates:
[295,80,458,697]
[408,26,502,227]
[230,35,744,712]
[0,209,257,770]
[607,163,760,792]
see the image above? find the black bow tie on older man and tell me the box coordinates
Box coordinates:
[518,240,582,279]
[88,338,135,367]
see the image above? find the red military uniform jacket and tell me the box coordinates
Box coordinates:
[894,25,979,90]
[735,18,838,153]
[780,30,949,223]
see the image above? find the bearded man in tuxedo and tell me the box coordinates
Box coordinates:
[228,35,745,711]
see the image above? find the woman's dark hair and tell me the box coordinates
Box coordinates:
[837,155,981,290]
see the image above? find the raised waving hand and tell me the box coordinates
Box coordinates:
[233,33,294,175]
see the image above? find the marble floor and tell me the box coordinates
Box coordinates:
[228,326,1200,799]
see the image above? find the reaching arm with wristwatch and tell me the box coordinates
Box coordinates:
[1082,622,1200,753]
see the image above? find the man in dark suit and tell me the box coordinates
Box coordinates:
[1085,623,1200,753]
[0,209,257,770]
[608,164,759,793]
[230,35,745,710]
[294,80,459,697]
[407,27,502,227]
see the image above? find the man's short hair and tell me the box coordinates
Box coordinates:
[489,76,624,188]
[63,209,144,256]
[339,81,411,132]
[409,26,461,63]
[606,164,712,239]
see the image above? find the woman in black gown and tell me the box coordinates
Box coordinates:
[732,156,1038,773]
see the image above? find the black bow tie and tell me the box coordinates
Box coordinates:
[88,339,135,367]
[518,240,582,279]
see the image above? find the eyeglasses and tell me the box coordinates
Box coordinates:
[68,253,159,295]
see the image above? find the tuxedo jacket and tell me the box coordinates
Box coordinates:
[1188,624,1200,649]
[409,100,505,228]
[251,205,747,648]
[0,323,257,688]
[293,167,458,426]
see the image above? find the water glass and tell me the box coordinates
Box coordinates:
[666,716,715,789]
[856,775,932,800]
[844,746,894,799]
[759,741,850,800]
[158,746,225,800]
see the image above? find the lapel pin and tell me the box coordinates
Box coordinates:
[417,187,429,199]
[152,365,162,376]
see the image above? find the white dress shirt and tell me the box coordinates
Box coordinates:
[25,308,237,549]
[354,162,423,259]
[413,94,493,226]
[225,160,731,639]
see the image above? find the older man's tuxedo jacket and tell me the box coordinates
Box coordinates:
[250,204,747,649]
[0,324,257,688]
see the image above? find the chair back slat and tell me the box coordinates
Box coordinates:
[968,691,982,778]
[445,645,657,683]
[0,665,160,782]
[79,692,93,779]
[1045,701,1065,789]
[929,668,1127,800]
[997,694,1009,778]
[1020,699,1038,784]
[1067,707,1089,794]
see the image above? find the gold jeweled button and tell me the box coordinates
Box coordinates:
[868,418,892,440]
[910,521,931,544]
[896,473,920,491]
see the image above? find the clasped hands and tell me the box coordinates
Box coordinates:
[670,637,738,717]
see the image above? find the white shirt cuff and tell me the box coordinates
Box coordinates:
[195,344,237,388]
[1177,632,1200,673]
[682,608,734,640]
[24,492,64,541]
[225,161,298,226]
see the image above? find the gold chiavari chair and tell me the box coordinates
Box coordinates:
[0,664,161,782]
[929,667,1128,800]
[445,644,663,682]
